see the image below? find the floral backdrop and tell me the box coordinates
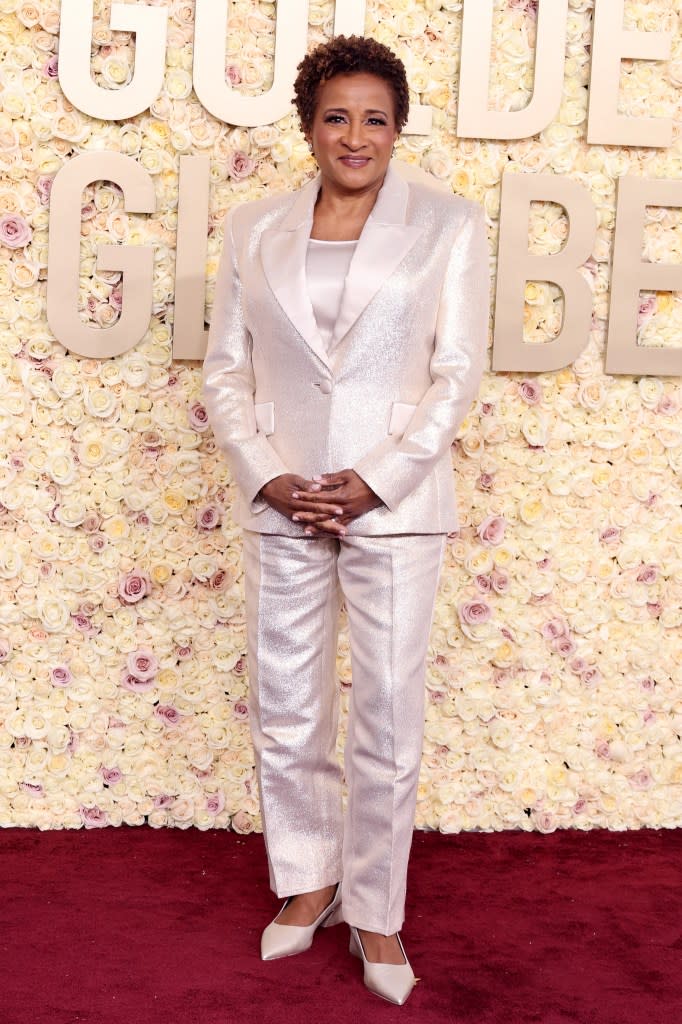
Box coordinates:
[0,0,681,833]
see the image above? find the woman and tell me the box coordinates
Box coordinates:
[202,35,489,1005]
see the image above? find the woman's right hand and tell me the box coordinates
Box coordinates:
[260,475,348,535]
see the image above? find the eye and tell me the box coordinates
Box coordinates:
[367,117,388,126]
[324,114,347,124]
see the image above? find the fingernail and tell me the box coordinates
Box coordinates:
[335,508,343,515]
[304,528,314,535]
[292,515,299,521]
[292,492,299,499]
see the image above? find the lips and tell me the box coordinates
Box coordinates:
[339,157,370,167]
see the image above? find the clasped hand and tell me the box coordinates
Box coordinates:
[260,470,382,536]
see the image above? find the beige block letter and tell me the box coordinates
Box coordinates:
[47,153,155,359]
[193,0,308,127]
[457,0,569,140]
[493,173,597,372]
[606,177,682,376]
[58,1,167,120]
[174,157,211,361]
[588,0,672,147]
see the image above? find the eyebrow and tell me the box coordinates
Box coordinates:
[323,107,389,117]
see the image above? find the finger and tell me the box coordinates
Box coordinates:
[291,493,346,509]
[292,510,341,523]
[308,518,347,537]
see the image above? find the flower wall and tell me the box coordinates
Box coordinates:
[0,0,681,833]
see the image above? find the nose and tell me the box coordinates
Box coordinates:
[342,118,366,150]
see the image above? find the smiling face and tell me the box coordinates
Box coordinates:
[307,72,400,198]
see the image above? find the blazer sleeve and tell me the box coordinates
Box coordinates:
[352,203,490,512]
[202,209,288,509]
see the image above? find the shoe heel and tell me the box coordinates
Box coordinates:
[322,904,344,928]
[349,927,363,959]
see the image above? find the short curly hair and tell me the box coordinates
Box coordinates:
[293,35,410,135]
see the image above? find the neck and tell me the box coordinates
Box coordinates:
[311,174,385,241]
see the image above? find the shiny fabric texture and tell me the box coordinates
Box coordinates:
[202,162,490,535]
[306,239,357,350]
[242,530,445,936]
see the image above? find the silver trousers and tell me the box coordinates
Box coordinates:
[242,530,445,935]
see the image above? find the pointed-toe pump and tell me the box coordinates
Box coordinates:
[349,927,416,1006]
[260,884,343,961]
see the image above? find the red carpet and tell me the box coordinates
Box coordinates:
[2,827,680,1024]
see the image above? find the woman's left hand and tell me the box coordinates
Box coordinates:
[292,469,382,536]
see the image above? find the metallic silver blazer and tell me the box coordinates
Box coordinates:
[202,163,490,535]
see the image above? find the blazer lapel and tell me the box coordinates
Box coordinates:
[260,176,332,371]
[330,164,422,349]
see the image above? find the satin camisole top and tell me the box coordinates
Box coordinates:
[306,238,358,350]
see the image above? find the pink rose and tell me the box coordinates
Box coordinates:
[210,570,227,590]
[541,618,568,641]
[636,565,658,584]
[206,791,225,815]
[82,513,101,533]
[188,401,210,432]
[226,65,242,85]
[476,473,495,491]
[640,676,656,692]
[197,503,221,530]
[126,648,158,682]
[51,665,72,687]
[176,644,192,660]
[232,700,249,720]
[581,667,602,688]
[43,55,59,78]
[458,600,492,625]
[72,610,96,634]
[599,526,620,544]
[595,740,610,759]
[477,514,506,547]
[656,395,679,416]
[0,213,32,249]
[628,769,653,791]
[154,705,182,727]
[231,810,255,834]
[0,638,11,662]
[553,636,576,658]
[80,806,109,829]
[101,767,123,786]
[88,535,107,552]
[120,670,155,693]
[475,574,493,593]
[637,294,657,327]
[491,569,509,594]
[153,795,174,809]
[36,176,54,205]
[118,568,152,603]
[227,151,256,180]
[518,379,542,405]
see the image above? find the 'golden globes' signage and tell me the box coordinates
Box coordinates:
[45,0,682,373]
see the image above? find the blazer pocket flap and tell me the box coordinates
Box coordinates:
[254,401,274,436]
[388,402,417,436]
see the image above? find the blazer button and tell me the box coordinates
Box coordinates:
[318,380,333,395]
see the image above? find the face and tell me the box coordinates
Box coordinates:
[307,72,400,197]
